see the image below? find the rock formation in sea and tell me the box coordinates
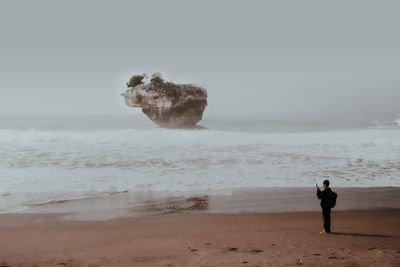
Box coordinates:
[122,75,207,128]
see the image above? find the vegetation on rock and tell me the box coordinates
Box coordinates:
[127,74,146,88]
[150,72,164,85]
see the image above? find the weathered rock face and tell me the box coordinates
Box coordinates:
[122,82,207,128]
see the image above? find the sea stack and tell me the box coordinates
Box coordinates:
[122,73,207,128]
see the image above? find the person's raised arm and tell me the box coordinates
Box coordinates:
[316,183,322,199]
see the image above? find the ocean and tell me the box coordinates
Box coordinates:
[0,114,399,212]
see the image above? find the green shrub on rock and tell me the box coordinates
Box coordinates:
[150,72,164,85]
[127,74,146,88]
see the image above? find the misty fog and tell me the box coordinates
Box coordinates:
[0,0,399,120]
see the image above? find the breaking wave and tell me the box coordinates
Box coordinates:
[372,118,400,129]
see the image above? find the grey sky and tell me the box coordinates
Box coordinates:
[1,0,399,118]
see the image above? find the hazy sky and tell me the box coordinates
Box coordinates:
[1,0,399,118]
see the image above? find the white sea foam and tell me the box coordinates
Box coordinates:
[0,126,399,212]
[372,118,400,129]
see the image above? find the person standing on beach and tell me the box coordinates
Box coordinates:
[316,180,336,234]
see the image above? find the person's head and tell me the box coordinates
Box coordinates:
[323,179,330,189]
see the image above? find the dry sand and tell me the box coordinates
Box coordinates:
[0,188,399,267]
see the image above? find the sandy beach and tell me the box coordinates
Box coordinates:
[1,188,399,267]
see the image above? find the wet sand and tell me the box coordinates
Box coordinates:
[0,188,399,266]
[20,187,400,220]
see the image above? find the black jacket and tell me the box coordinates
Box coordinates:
[317,187,333,209]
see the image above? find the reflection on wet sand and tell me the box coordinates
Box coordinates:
[133,196,209,215]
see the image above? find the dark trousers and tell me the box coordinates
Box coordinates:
[322,207,331,233]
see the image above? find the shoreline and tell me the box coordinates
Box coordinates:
[4,187,399,221]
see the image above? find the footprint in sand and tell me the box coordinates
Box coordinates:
[187,246,198,252]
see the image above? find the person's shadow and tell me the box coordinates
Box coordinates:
[331,232,399,238]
